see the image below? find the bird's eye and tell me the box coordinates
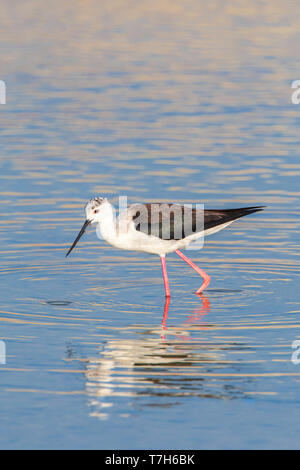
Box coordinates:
[94,209,98,214]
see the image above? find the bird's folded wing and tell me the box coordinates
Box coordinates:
[126,203,264,241]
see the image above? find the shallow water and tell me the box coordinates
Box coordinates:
[0,0,300,449]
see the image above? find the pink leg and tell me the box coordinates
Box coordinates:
[160,256,171,297]
[175,249,210,294]
[161,296,171,338]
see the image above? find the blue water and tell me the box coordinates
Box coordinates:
[0,0,300,449]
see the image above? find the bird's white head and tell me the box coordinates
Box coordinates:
[85,196,107,224]
[66,196,109,257]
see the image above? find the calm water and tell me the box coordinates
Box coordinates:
[0,0,300,449]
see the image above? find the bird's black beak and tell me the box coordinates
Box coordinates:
[65,219,91,257]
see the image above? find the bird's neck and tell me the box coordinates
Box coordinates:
[96,201,117,244]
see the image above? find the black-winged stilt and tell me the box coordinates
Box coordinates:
[66,197,264,297]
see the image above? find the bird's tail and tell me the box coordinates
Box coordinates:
[204,206,265,231]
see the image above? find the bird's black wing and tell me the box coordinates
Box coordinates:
[130,203,264,241]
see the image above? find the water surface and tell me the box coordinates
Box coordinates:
[0,0,300,449]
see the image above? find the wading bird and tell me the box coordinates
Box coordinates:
[66,197,264,297]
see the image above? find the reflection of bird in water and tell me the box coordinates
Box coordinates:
[161,293,211,340]
[66,197,264,297]
[83,297,221,419]
[80,293,254,419]
[61,291,259,420]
